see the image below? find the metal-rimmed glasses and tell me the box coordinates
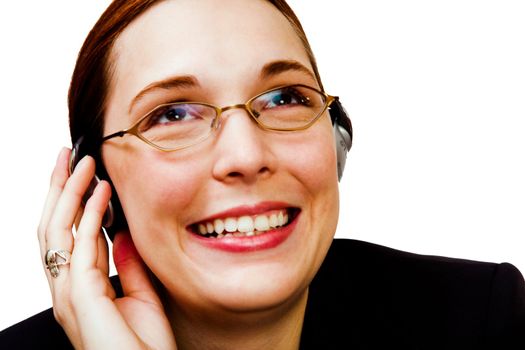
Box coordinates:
[102,84,337,151]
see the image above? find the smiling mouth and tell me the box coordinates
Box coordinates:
[189,208,300,239]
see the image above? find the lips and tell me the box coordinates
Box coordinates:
[186,202,300,252]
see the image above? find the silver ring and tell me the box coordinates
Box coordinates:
[45,249,71,278]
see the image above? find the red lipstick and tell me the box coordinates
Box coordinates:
[187,202,300,253]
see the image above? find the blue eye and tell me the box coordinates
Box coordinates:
[142,104,198,130]
[156,106,191,124]
[271,92,294,106]
[263,89,309,109]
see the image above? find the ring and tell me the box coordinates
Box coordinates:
[45,249,71,278]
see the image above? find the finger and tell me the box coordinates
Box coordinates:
[97,230,110,275]
[71,180,112,273]
[38,149,69,291]
[60,182,113,349]
[44,156,96,282]
[67,182,121,347]
[37,149,80,342]
[75,205,110,275]
[46,155,96,246]
[73,205,85,236]
[73,205,112,275]
[38,148,70,272]
[113,232,163,306]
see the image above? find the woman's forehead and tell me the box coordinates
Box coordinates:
[109,0,311,98]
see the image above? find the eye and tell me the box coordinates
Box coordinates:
[155,105,192,123]
[142,103,199,129]
[262,88,310,110]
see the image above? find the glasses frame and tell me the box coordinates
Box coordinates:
[101,84,337,152]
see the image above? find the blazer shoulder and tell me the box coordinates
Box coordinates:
[326,238,520,278]
[485,261,525,340]
[304,239,525,348]
[0,307,73,350]
[324,238,525,295]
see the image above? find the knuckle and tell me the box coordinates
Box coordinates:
[52,304,69,325]
[46,222,68,240]
[52,307,63,324]
[37,224,45,238]
[50,166,68,189]
[84,199,105,216]
[64,179,86,200]
[43,226,54,241]
[37,223,52,241]
[47,213,77,238]
[52,293,73,325]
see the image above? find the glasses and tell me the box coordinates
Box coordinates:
[102,84,336,151]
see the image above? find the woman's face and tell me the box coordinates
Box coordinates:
[102,0,339,313]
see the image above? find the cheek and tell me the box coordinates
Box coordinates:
[280,121,340,281]
[104,146,208,231]
[284,122,338,191]
[293,120,339,228]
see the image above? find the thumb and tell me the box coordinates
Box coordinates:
[113,231,162,305]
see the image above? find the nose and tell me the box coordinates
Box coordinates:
[211,107,276,184]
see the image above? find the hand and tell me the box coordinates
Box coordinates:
[37,148,177,349]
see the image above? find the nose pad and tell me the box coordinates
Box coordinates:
[215,104,256,131]
[212,115,222,131]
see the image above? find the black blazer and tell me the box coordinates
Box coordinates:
[2,239,524,349]
[300,239,525,349]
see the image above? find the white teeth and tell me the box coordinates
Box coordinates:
[254,215,270,231]
[224,218,237,233]
[214,219,224,234]
[269,214,278,228]
[196,209,291,237]
[237,216,254,232]
[278,212,284,226]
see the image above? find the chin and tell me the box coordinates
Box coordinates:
[206,269,309,313]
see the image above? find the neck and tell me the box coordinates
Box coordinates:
[163,289,309,350]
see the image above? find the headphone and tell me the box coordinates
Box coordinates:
[329,97,353,181]
[69,99,353,241]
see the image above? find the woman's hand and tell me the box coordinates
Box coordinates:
[37,148,176,350]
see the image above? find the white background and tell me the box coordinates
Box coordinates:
[1,0,524,331]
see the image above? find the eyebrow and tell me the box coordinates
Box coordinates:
[129,75,199,113]
[260,59,316,81]
[129,60,316,113]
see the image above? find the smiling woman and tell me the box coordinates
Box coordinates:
[0,0,524,349]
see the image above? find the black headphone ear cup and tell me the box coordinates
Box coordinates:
[329,99,353,181]
[334,123,352,181]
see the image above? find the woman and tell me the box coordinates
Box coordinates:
[1,0,524,349]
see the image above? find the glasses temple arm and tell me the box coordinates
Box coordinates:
[101,130,127,142]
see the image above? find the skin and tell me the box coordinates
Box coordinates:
[38,0,340,349]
